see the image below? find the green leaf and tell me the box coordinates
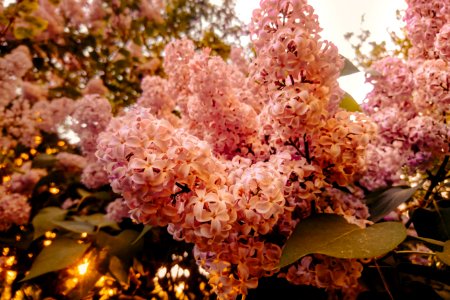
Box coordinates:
[365,185,421,222]
[339,92,361,112]
[73,214,120,230]
[32,207,67,240]
[14,26,34,39]
[31,154,57,168]
[109,256,129,286]
[132,225,152,245]
[17,0,39,15]
[409,235,445,247]
[279,214,406,268]
[340,56,359,76]
[23,15,48,31]
[95,230,142,261]
[76,188,92,198]
[21,238,90,281]
[52,220,95,234]
[436,241,450,265]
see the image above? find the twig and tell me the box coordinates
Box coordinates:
[394,250,435,255]
[422,155,449,207]
[374,260,394,300]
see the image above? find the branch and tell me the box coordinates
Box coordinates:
[422,155,449,207]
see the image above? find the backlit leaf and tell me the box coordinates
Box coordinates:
[339,92,361,112]
[132,225,152,245]
[436,241,450,266]
[52,220,95,234]
[73,214,120,230]
[32,207,67,240]
[279,214,406,268]
[21,238,90,281]
[340,56,359,76]
[365,185,421,222]
[31,154,57,168]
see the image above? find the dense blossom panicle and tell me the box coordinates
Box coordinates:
[404,0,449,59]
[106,198,130,222]
[81,161,109,189]
[232,161,287,235]
[229,47,249,75]
[83,77,108,96]
[0,46,42,147]
[412,59,450,114]
[282,255,364,299]
[0,45,33,79]
[34,0,65,38]
[5,162,47,195]
[21,82,48,103]
[0,187,31,232]
[137,76,178,125]
[405,115,449,159]
[249,0,344,114]
[318,187,370,228]
[160,41,262,158]
[360,141,407,191]
[363,57,414,113]
[435,23,450,60]
[32,97,75,133]
[140,0,165,23]
[186,51,259,157]
[361,0,450,189]
[97,107,226,227]
[163,38,196,111]
[71,94,112,157]
[56,152,88,173]
[312,111,376,186]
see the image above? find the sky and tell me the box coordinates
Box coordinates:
[234,0,408,103]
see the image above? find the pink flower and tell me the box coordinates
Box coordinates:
[6,162,47,195]
[0,187,31,231]
[106,198,130,222]
[81,161,109,189]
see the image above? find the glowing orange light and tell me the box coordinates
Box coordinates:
[20,153,29,160]
[34,136,42,145]
[77,259,89,276]
[45,231,56,239]
[6,270,17,283]
[30,148,37,155]
[57,141,66,147]
[43,240,52,247]
[14,158,23,166]
[45,148,58,155]
[49,187,60,194]
[5,256,15,266]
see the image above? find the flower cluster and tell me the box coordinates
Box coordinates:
[96,0,375,298]
[0,188,30,232]
[404,0,450,60]
[71,94,112,158]
[0,46,40,148]
[361,0,450,190]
